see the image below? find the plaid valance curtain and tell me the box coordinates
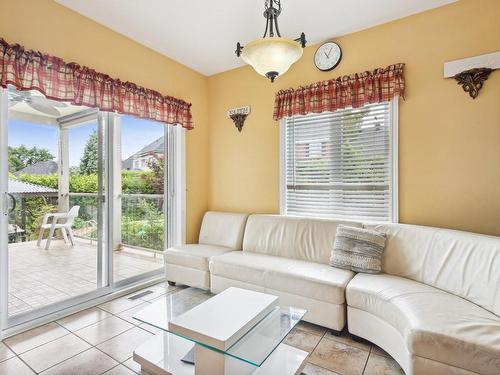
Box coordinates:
[0,39,193,129]
[273,63,405,121]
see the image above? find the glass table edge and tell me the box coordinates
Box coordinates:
[133,305,307,367]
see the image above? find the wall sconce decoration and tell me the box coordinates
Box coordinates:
[444,51,499,99]
[228,106,251,132]
[453,68,494,99]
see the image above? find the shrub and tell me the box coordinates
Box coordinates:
[18,172,156,194]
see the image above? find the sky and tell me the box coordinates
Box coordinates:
[8,115,164,168]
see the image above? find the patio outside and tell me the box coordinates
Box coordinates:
[8,238,163,316]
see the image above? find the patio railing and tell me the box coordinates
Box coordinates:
[9,193,165,253]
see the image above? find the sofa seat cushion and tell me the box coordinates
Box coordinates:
[208,252,269,286]
[165,244,234,271]
[209,252,354,304]
[347,273,500,374]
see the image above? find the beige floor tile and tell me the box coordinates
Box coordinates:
[99,296,147,314]
[116,303,151,325]
[295,321,328,337]
[4,322,69,354]
[20,334,90,373]
[302,362,341,375]
[370,345,391,358]
[97,327,154,362]
[324,330,372,352]
[0,342,15,362]
[363,353,404,375]
[103,364,137,375]
[74,316,134,346]
[285,329,323,353]
[40,347,118,375]
[0,356,35,375]
[57,307,113,332]
[122,357,141,374]
[309,337,369,375]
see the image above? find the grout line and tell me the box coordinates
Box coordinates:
[99,363,122,375]
[361,348,371,375]
[11,353,38,374]
[4,329,72,356]
[35,346,95,374]
[121,356,140,374]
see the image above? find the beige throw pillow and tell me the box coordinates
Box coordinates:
[330,225,387,273]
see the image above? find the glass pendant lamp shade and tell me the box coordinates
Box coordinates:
[235,0,306,82]
[241,37,303,82]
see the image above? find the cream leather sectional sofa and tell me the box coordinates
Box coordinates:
[165,212,500,375]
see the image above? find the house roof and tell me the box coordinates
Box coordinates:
[8,179,58,195]
[123,136,164,170]
[136,136,164,156]
[15,160,58,176]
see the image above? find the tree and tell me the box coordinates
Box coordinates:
[79,130,99,175]
[144,155,165,194]
[8,145,55,173]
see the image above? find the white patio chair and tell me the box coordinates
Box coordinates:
[37,206,80,250]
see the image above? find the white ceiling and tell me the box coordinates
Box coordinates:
[55,0,456,76]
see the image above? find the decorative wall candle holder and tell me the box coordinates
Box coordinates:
[228,106,251,132]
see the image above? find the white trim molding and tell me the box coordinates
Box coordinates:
[444,51,500,78]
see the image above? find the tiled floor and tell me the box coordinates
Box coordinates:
[1,283,404,375]
[8,239,164,315]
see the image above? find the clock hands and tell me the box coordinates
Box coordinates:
[323,47,334,59]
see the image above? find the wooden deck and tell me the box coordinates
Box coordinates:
[8,238,164,316]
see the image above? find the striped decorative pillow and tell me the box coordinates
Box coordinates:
[330,225,387,274]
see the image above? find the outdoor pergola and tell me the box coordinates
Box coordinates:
[7,178,57,241]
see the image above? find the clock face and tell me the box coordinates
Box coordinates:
[314,42,342,71]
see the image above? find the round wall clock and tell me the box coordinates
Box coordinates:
[314,42,342,72]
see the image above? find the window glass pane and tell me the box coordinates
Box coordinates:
[284,101,394,222]
[115,115,166,281]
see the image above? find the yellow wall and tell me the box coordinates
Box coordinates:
[1,0,499,239]
[0,0,209,243]
[207,0,500,236]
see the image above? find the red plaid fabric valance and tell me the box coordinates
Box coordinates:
[273,63,405,121]
[0,39,193,129]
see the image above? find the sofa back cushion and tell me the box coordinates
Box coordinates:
[243,214,363,264]
[199,211,248,249]
[365,223,500,316]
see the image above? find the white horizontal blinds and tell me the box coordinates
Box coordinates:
[285,101,393,222]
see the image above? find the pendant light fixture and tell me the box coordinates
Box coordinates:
[235,0,306,82]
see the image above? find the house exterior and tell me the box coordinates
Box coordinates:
[122,136,164,171]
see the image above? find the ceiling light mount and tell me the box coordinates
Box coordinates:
[236,0,306,82]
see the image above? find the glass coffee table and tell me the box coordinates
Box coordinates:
[133,287,308,375]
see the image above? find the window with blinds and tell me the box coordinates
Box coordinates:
[281,100,397,222]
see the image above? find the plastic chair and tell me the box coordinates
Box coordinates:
[37,206,80,250]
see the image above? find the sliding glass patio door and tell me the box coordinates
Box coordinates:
[0,87,109,329]
[0,88,176,335]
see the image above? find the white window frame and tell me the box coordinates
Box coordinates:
[280,97,399,223]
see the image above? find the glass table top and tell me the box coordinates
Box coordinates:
[133,292,306,367]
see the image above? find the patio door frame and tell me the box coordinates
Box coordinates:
[0,99,115,336]
[0,88,9,336]
[110,117,186,289]
[0,92,185,338]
